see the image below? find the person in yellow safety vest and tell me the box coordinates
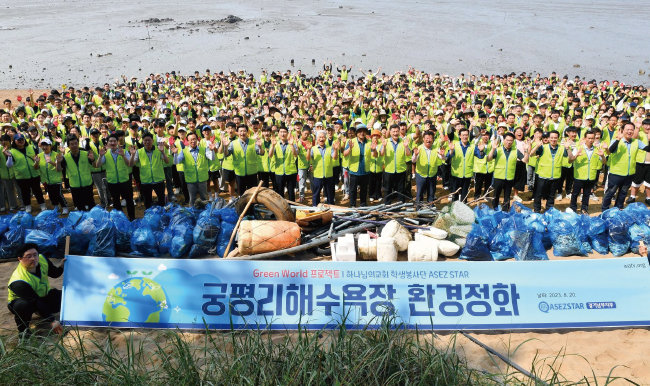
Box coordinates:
[222,124,265,196]
[7,243,64,337]
[153,119,176,202]
[445,128,477,203]
[337,65,352,82]
[603,122,650,210]
[367,129,384,202]
[0,134,19,211]
[526,128,544,192]
[86,128,110,208]
[95,134,136,220]
[530,130,571,213]
[306,130,340,206]
[566,130,606,214]
[34,138,68,214]
[297,125,314,203]
[270,126,298,201]
[172,131,216,205]
[626,119,650,205]
[3,133,46,213]
[484,133,530,210]
[257,126,275,189]
[56,135,95,211]
[200,125,222,200]
[379,124,412,204]
[343,124,377,207]
[219,122,239,202]
[134,132,170,208]
[412,130,445,204]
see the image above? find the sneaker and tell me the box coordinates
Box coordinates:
[121,199,126,207]
[626,196,637,204]
[25,206,32,214]
[590,194,598,202]
[513,195,523,203]
[40,203,47,211]
[0,207,4,212]
[555,194,562,201]
[62,207,69,215]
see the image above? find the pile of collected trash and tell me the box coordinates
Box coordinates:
[459,201,650,261]
[0,201,238,259]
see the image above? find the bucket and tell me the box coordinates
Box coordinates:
[238,220,301,255]
[380,220,411,251]
[357,233,377,260]
[407,240,439,262]
[376,236,398,262]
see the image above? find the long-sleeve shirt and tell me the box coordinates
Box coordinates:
[8,257,63,303]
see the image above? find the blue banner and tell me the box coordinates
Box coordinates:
[61,255,650,330]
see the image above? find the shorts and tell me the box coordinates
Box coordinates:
[222,168,236,183]
[208,170,221,182]
[632,162,650,187]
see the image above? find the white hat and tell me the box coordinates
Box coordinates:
[40,138,52,145]
[373,122,382,130]
[585,115,595,120]
[315,122,323,127]
[434,110,444,116]
[208,116,217,122]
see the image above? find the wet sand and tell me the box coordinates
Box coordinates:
[0,0,649,89]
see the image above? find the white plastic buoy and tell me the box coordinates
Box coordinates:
[417,227,448,240]
[376,236,398,261]
[438,240,461,257]
[408,240,439,262]
[381,220,411,251]
[357,233,377,260]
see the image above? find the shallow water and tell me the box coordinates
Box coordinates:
[0,0,648,88]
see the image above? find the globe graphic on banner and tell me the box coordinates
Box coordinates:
[102,277,170,323]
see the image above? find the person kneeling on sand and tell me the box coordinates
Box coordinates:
[7,243,65,337]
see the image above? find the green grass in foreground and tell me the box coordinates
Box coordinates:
[0,321,628,385]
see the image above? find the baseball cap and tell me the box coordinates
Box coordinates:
[13,133,25,141]
[40,138,52,145]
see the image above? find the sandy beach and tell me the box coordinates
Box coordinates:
[0,0,649,89]
[1,0,649,382]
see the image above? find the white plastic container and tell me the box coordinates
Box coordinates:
[333,234,356,261]
[438,240,461,257]
[376,236,398,262]
[408,240,439,262]
[381,220,412,251]
[357,233,377,260]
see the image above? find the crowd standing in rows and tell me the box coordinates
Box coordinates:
[1,67,649,221]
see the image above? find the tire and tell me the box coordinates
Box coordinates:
[235,187,295,222]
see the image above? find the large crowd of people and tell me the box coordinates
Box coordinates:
[1,68,648,219]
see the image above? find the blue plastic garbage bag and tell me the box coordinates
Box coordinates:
[88,205,110,223]
[24,229,58,257]
[488,217,516,261]
[10,211,33,229]
[0,215,10,236]
[459,225,492,261]
[142,212,163,232]
[605,210,632,256]
[549,219,583,257]
[158,228,174,255]
[0,226,24,259]
[216,207,238,224]
[167,222,193,258]
[34,209,63,234]
[216,222,235,258]
[130,226,159,256]
[624,202,650,226]
[512,230,548,261]
[110,210,132,252]
[71,218,97,255]
[629,223,650,254]
[87,222,116,257]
